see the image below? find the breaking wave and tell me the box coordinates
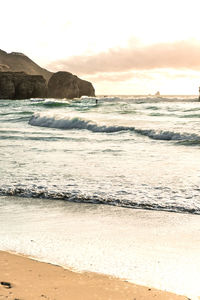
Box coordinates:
[29,113,131,133]
[134,128,200,142]
[0,185,199,215]
[29,113,200,143]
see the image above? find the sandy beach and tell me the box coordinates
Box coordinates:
[0,251,188,300]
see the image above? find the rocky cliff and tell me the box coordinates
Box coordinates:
[0,72,47,99]
[48,72,95,99]
[0,50,52,82]
[0,50,95,99]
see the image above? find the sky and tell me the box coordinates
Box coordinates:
[1,0,200,95]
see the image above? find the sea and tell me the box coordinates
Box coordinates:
[1,95,200,298]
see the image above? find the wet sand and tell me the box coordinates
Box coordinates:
[0,251,187,300]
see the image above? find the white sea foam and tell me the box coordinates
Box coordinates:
[0,197,200,299]
[28,113,131,133]
[29,112,200,143]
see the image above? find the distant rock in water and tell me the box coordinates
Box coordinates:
[155,91,160,97]
[0,72,47,99]
[48,71,95,99]
[0,49,52,82]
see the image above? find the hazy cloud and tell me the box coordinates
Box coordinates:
[84,71,154,82]
[47,40,200,75]
[160,71,200,79]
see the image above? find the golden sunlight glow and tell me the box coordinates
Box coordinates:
[1,0,200,94]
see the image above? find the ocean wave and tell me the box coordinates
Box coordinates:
[31,100,70,107]
[0,185,199,215]
[3,116,31,123]
[0,111,32,116]
[0,135,65,141]
[43,100,71,107]
[149,113,166,117]
[28,113,200,143]
[176,140,200,146]
[183,107,200,112]
[29,113,131,133]
[134,128,200,142]
[146,106,160,110]
[30,99,98,111]
[180,113,200,118]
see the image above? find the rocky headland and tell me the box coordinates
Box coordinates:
[0,72,47,99]
[0,50,95,99]
[0,49,52,82]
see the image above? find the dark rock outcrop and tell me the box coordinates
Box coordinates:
[76,77,95,98]
[0,49,95,100]
[0,50,52,82]
[0,72,47,99]
[48,71,95,99]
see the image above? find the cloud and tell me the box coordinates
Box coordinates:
[47,40,200,76]
[84,71,154,82]
[158,70,200,79]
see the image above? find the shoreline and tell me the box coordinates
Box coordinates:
[0,250,187,300]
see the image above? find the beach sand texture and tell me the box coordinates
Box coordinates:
[0,251,187,300]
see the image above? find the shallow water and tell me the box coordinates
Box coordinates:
[0,196,200,298]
